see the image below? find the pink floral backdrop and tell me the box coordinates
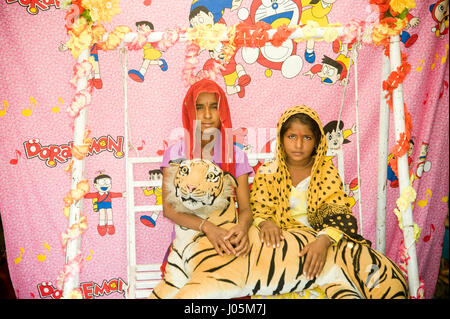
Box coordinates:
[0,0,448,299]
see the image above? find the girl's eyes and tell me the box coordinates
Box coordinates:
[195,104,218,110]
[288,135,312,140]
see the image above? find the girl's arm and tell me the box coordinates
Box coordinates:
[235,173,253,229]
[224,173,252,257]
[161,167,236,256]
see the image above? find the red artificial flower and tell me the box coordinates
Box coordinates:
[271,25,295,47]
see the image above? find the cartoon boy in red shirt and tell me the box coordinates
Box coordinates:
[84,174,126,236]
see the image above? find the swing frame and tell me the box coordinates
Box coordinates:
[64,28,420,299]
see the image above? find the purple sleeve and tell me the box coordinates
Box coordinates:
[234,146,254,178]
[161,140,184,170]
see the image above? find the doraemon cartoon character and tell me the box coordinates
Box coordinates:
[238,0,303,79]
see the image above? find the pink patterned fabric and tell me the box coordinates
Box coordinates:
[0,1,448,299]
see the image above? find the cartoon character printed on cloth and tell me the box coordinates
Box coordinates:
[399,12,420,48]
[238,0,304,79]
[128,21,168,83]
[303,39,360,86]
[190,1,252,98]
[300,0,338,64]
[322,120,356,160]
[429,0,449,39]
[140,169,163,227]
[58,42,103,89]
[387,140,415,188]
[89,43,103,89]
[414,142,432,181]
[84,174,126,236]
[344,177,359,210]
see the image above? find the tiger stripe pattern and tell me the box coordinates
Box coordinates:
[149,159,408,299]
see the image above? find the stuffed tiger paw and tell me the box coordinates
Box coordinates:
[149,159,408,299]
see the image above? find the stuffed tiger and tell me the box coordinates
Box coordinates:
[149,159,409,299]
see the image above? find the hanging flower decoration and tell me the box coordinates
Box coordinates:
[81,0,121,23]
[156,27,185,52]
[393,185,421,241]
[71,130,93,160]
[399,240,426,298]
[187,23,229,51]
[182,42,225,86]
[389,0,416,16]
[61,215,88,250]
[56,254,84,291]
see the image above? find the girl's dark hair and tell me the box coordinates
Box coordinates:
[94,174,111,184]
[280,113,322,155]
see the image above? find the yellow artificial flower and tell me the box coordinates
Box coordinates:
[67,27,93,58]
[390,0,416,15]
[187,24,228,51]
[394,208,403,226]
[67,288,83,299]
[396,197,409,212]
[372,18,407,45]
[302,20,320,39]
[323,27,339,42]
[82,0,121,23]
[413,223,421,241]
[99,25,131,50]
[92,23,107,44]
[70,16,89,37]
[402,185,417,203]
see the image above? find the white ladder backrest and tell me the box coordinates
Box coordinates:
[126,156,163,299]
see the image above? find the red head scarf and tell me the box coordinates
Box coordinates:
[182,79,236,176]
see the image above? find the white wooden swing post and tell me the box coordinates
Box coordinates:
[388,35,420,296]
[376,53,391,254]
[63,48,90,298]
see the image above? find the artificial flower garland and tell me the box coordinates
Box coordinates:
[393,181,424,298]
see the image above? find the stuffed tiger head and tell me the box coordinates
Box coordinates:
[164,159,237,217]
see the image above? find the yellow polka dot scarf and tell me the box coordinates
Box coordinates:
[250,105,369,245]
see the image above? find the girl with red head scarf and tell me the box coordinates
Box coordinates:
[161,79,253,257]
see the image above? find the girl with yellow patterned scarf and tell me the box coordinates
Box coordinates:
[250,105,370,284]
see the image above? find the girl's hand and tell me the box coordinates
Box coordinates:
[259,220,284,248]
[202,221,236,256]
[224,223,250,257]
[299,235,332,279]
